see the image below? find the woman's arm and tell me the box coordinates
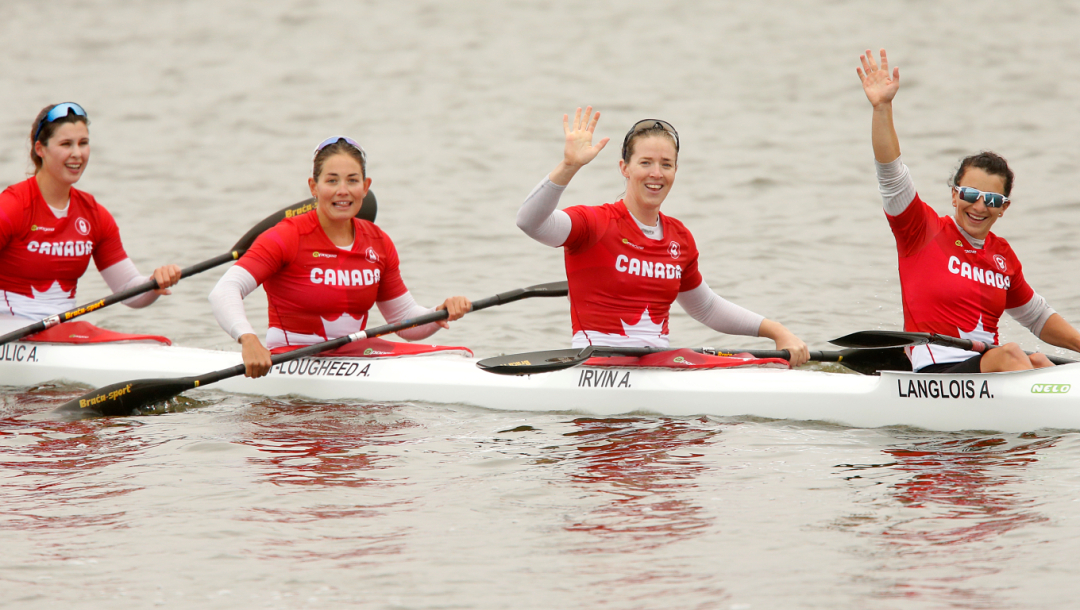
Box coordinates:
[675,281,764,337]
[516,179,573,247]
[1038,313,1080,353]
[376,292,471,341]
[517,107,608,247]
[208,265,272,378]
[676,281,809,366]
[100,259,182,308]
[857,48,902,164]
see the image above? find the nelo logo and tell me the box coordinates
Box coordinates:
[993,254,1008,272]
[668,241,680,259]
[365,247,379,263]
[74,217,91,236]
[1031,384,1070,394]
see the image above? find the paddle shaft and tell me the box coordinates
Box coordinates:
[831,330,1075,365]
[569,346,851,362]
[0,193,376,347]
[197,283,567,387]
[475,345,909,376]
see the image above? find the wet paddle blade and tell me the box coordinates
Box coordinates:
[477,348,589,375]
[830,331,932,349]
[833,348,912,375]
[478,346,659,375]
[55,378,196,418]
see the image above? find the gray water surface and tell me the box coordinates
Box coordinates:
[3,1,1080,608]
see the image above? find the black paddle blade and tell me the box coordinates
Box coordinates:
[833,348,912,375]
[229,191,377,254]
[830,331,931,349]
[520,281,568,298]
[477,348,586,375]
[55,378,196,418]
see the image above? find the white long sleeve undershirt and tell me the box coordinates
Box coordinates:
[208,266,441,345]
[516,178,573,246]
[99,259,161,309]
[676,281,764,337]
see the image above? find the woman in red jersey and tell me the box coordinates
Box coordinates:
[0,103,181,331]
[209,136,471,378]
[516,107,809,365]
[858,48,1080,373]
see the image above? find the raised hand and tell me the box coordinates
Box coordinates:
[562,106,609,167]
[857,49,900,108]
[549,107,609,186]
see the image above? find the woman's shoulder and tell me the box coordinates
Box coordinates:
[1,177,37,207]
[69,186,110,215]
[275,209,318,236]
[565,200,624,221]
[354,218,392,241]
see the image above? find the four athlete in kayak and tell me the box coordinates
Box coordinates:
[6,56,1080,375]
[857,48,1080,373]
[0,103,181,334]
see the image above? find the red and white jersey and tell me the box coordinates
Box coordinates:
[0,177,127,319]
[562,201,703,347]
[237,211,408,349]
[888,194,1035,370]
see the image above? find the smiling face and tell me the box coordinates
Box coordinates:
[34,122,90,187]
[308,153,372,226]
[952,166,1010,240]
[618,135,678,220]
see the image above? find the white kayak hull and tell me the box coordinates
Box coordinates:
[1,340,1077,432]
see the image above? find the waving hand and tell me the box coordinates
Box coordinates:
[550,106,609,186]
[857,48,902,163]
[857,48,900,108]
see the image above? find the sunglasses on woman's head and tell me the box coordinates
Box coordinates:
[34,102,89,142]
[313,135,367,161]
[621,119,680,159]
[954,186,1009,208]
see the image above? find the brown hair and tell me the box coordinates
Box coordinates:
[313,139,367,181]
[950,151,1014,197]
[30,104,89,172]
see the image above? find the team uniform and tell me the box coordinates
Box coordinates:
[517,177,765,349]
[234,211,409,349]
[562,201,703,347]
[0,177,127,320]
[878,157,1055,372]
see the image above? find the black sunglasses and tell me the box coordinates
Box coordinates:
[621,119,679,160]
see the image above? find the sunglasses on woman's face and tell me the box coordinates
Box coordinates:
[954,186,1009,208]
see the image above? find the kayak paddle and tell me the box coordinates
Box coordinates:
[0,192,377,347]
[56,280,568,417]
[831,330,1075,365]
[476,345,913,376]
